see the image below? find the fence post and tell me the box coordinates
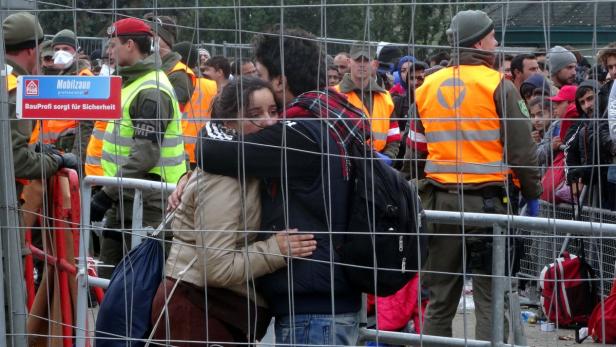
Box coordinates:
[0,224,6,346]
[491,223,506,345]
[131,189,144,248]
[75,182,93,347]
[223,40,228,57]
[509,278,527,346]
[0,3,28,344]
[0,7,8,340]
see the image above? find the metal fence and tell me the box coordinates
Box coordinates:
[69,182,616,346]
[75,176,176,347]
[518,201,616,296]
[43,35,104,56]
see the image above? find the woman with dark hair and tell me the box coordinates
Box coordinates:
[150,77,317,346]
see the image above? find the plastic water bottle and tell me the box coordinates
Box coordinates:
[520,310,536,322]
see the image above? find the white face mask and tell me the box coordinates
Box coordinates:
[53,50,74,68]
[99,64,113,76]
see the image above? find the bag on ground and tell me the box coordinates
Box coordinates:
[539,243,598,327]
[587,279,616,343]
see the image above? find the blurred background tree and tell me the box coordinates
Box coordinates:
[37,0,461,58]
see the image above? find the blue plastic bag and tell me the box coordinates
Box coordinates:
[95,235,165,346]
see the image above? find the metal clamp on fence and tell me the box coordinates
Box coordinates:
[76,176,176,347]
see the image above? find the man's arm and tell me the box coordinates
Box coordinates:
[494,79,542,199]
[564,124,582,184]
[72,120,94,163]
[382,118,401,159]
[536,122,560,167]
[102,89,173,200]
[196,121,321,179]
[10,93,60,179]
[596,119,616,159]
[402,105,428,179]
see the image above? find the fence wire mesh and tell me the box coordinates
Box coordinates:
[518,201,616,297]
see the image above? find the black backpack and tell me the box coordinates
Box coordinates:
[339,139,427,296]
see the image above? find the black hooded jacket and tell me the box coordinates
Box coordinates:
[564,80,614,185]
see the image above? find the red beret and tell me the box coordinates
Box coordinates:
[107,18,152,37]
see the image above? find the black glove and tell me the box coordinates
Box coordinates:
[34,143,62,156]
[54,153,79,171]
[90,190,113,223]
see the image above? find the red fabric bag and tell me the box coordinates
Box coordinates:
[539,248,598,327]
[588,280,616,343]
[541,103,579,204]
[367,275,428,332]
[540,151,571,204]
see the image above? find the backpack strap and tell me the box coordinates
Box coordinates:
[577,237,586,261]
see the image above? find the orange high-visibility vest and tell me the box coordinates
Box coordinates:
[182,78,217,164]
[7,73,16,92]
[29,68,93,146]
[334,84,394,152]
[29,120,77,145]
[169,61,197,111]
[84,120,107,176]
[415,64,509,185]
[78,68,94,76]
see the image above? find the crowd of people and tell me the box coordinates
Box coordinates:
[4,6,616,347]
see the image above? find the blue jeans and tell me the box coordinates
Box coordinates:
[275,312,359,346]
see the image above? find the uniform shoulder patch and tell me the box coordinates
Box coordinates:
[518,100,530,118]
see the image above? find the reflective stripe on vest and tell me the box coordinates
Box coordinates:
[415,64,508,185]
[29,120,77,145]
[101,71,187,183]
[182,78,217,163]
[334,84,394,152]
[85,120,107,176]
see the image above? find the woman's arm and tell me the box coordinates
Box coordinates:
[192,174,315,288]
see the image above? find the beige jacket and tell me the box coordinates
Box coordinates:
[165,169,286,307]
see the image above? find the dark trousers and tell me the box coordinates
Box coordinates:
[418,181,510,341]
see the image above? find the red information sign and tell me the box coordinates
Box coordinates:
[16,75,122,120]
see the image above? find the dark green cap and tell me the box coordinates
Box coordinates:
[144,14,176,47]
[172,41,199,68]
[3,12,44,46]
[40,40,54,58]
[349,41,374,60]
[446,10,494,47]
[52,29,77,50]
